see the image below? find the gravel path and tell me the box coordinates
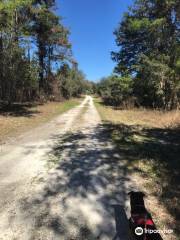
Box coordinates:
[0,96,135,240]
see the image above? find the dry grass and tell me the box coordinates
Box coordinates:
[0,98,81,143]
[95,98,180,240]
[95,100,180,129]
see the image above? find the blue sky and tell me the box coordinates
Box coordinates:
[57,0,133,82]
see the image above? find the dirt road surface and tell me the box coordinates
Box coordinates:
[0,96,136,240]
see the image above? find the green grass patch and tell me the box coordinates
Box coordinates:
[54,98,82,115]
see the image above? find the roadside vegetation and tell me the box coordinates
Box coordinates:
[97,0,180,110]
[0,98,81,143]
[0,0,93,143]
[0,0,93,104]
[0,0,179,238]
[95,98,180,239]
[95,2,180,236]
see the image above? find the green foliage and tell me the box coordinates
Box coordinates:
[112,0,180,109]
[30,0,71,92]
[0,39,39,102]
[0,0,83,103]
[57,64,88,99]
[98,75,133,107]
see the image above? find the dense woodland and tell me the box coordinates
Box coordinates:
[1,0,180,109]
[0,0,91,104]
[98,0,180,110]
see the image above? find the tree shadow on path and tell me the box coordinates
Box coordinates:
[0,102,40,117]
[102,121,180,237]
[20,124,136,240]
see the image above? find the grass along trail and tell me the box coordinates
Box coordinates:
[0,96,137,240]
[0,99,81,145]
[0,96,178,239]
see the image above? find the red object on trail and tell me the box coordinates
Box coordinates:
[128,191,163,240]
[131,214,154,226]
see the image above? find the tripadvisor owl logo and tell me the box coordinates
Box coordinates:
[135,227,143,235]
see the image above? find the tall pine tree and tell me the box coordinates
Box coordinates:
[112,0,180,109]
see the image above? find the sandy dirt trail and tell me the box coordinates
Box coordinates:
[0,96,136,240]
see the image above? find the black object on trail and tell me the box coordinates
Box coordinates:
[128,191,163,240]
[112,205,129,240]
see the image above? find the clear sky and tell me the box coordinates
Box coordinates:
[57,0,133,82]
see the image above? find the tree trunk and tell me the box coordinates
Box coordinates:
[38,40,46,93]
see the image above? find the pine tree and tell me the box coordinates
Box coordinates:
[112,0,180,109]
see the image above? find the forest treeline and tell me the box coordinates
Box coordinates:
[0,0,92,104]
[97,0,180,110]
